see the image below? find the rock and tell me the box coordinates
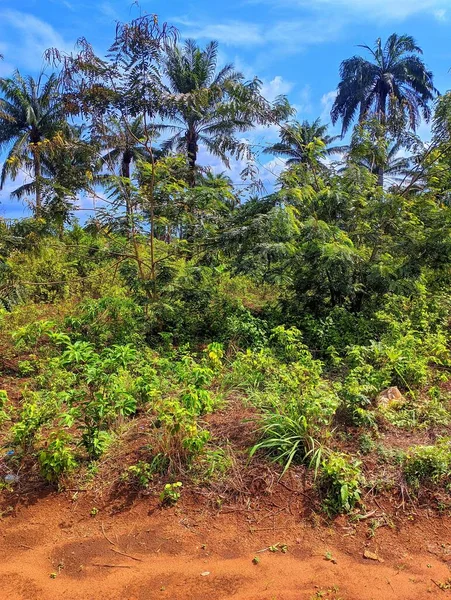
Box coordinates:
[376,386,405,407]
[363,549,384,562]
[200,571,210,576]
[4,474,18,484]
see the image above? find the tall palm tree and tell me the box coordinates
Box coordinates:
[332,34,437,134]
[160,40,249,185]
[264,119,340,167]
[331,34,437,185]
[0,71,66,216]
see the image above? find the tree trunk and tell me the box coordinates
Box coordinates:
[32,147,42,218]
[376,89,387,188]
[121,150,132,235]
[186,126,197,188]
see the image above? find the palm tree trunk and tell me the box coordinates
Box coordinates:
[376,89,388,188]
[32,146,42,218]
[187,126,197,188]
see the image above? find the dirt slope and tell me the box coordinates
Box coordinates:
[1,489,451,600]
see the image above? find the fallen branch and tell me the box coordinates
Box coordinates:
[111,547,143,562]
[101,522,115,545]
[92,563,132,569]
[431,579,445,591]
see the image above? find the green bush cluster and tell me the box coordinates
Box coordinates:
[404,439,451,491]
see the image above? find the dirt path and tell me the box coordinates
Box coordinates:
[1,491,451,600]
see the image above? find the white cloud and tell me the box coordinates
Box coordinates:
[434,8,448,21]
[253,0,449,21]
[320,90,338,123]
[176,15,344,52]
[176,19,264,47]
[295,84,313,115]
[0,10,71,73]
[259,156,287,185]
[266,17,344,51]
[261,75,293,101]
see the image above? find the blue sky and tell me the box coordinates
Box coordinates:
[0,0,450,218]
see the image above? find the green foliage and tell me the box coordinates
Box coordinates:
[12,319,56,351]
[160,481,182,505]
[403,439,451,490]
[250,409,323,476]
[65,297,145,347]
[11,391,60,447]
[0,25,449,518]
[319,452,363,515]
[7,243,78,302]
[0,390,11,425]
[122,461,155,489]
[38,432,77,482]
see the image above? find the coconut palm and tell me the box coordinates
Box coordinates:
[344,137,412,186]
[160,40,251,185]
[264,119,340,169]
[0,71,67,216]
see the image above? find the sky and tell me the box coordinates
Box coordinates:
[0,0,451,218]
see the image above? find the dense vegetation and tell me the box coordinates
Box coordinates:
[2,17,451,516]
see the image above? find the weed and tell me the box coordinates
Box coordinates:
[160,482,182,505]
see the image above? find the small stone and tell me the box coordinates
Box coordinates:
[4,474,18,484]
[200,571,210,576]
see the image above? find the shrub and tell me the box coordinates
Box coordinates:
[65,297,145,348]
[403,439,451,490]
[319,452,363,515]
[122,461,155,489]
[0,390,11,425]
[160,481,182,505]
[38,432,77,483]
[7,242,78,302]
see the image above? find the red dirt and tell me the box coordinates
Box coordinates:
[1,487,451,600]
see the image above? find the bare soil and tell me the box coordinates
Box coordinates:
[1,483,451,600]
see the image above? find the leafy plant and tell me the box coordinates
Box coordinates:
[250,410,323,476]
[38,432,77,482]
[160,481,182,505]
[319,452,363,515]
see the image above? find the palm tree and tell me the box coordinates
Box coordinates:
[343,137,412,186]
[0,71,66,216]
[264,119,340,167]
[331,34,437,185]
[8,125,97,231]
[100,116,154,224]
[101,116,152,181]
[160,40,249,185]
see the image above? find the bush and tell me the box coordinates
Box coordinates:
[403,439,451,490]
[38,432,77,482]
[7,242,78,302]
[318,452,363,515]
[65,296,145,348]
